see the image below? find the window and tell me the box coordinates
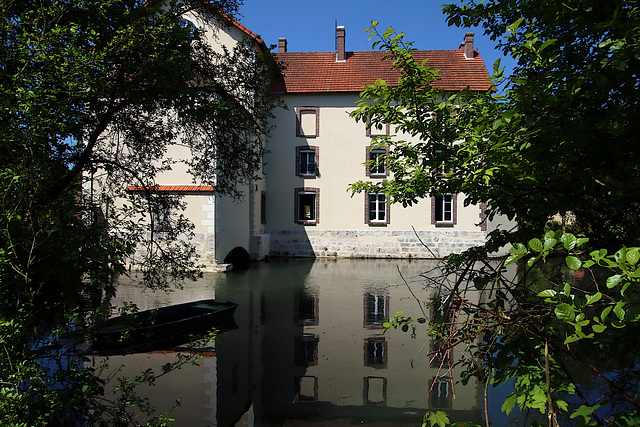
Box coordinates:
[366,116,390,137]
[294,376,318,403]
[296,146,319,177]
[366,146,389,177]
[295,335,319,366]
[364,292,389,329]
[260,191,266,224]
[294,289,318,326]
[152,199,172,232]
[178,18,197,38]
[366,193,389,226]
[364,337,387,369]
[432,193,456,226]
[363,377,387,406]
[296,107,319,137]
[429,378,452,409]
[295,188,319,225]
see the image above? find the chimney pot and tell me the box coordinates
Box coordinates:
[336,26,345,62]
[278,37,287,53]
[463,32,475,59]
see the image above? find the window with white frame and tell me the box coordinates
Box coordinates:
[364,337,387,369]
[366,193,389,225]
[429,378,452,409]
[366,147,388,177]
[295,188,319,224]
[296,146,318,177]
[364,291,389,328]
[432,193,456,226]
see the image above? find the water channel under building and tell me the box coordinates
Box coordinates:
[89,258,518,426]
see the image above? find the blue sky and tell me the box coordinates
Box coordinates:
[238,0,513,77]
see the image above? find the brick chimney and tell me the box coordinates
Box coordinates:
[278,37,287,53]
[336,26,345,62]
[461,32,475,59]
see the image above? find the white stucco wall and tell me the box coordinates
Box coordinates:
[264,93,489,258]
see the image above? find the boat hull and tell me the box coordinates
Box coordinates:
[93,299,237,352]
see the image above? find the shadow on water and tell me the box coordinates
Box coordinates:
[90,258,519,426]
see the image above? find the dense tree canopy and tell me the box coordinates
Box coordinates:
[351,1,640,425]
[0,0,278,423]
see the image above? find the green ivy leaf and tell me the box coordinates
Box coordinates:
[592,324,606,333]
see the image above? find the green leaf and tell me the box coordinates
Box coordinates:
[565,256,582,271]
[627,248,640,265]
[564,334,582,344]
[555,303,575,321]
[585,292,602,305]
[613,301,626,321]
[560,233,577,250]
[606,275,623,289]
[528,238,543,252]
[501,392,517,415]
[592,324,606,333]
[537,289,557,298]
[570,404,602,421]
[423,410,450,427]
[543,238,557,251]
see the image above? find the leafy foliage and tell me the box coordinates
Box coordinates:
[354,1,640,425]
[0,0,279,424]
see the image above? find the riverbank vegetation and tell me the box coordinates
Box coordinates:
[0,0,278,424]
[351,1,640,425]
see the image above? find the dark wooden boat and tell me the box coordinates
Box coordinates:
[93,299,237,351]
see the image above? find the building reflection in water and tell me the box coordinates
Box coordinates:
[90,259,487,426]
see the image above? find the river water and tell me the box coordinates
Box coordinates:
[89,259,515,426]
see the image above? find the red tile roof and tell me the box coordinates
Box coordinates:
[126,185,215,193]
[272,50,492,93]
[218,11,267,53]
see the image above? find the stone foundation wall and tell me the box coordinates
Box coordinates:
[269,229,487,259]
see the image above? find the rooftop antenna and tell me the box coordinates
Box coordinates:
[334,19,337,51]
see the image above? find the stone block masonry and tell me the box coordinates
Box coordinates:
[269,229,486,259]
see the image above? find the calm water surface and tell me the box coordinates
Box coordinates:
[91,259,512,426]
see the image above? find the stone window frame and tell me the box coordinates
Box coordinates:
[365,145,389,178]
[431,193,457,227]
[365,192,390,226]
[295,107,320,138]
[294,187,319,225]
[295,145,319,178]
